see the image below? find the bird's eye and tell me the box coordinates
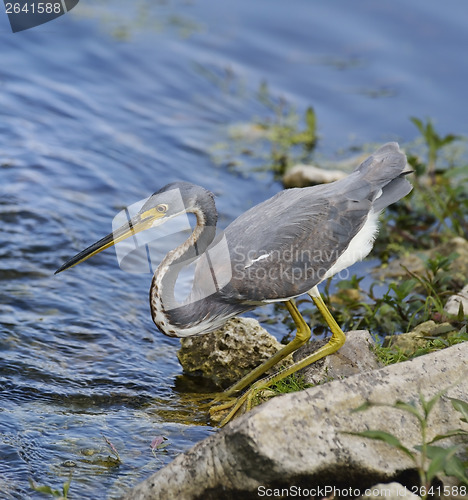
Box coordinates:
[140,203,168,220]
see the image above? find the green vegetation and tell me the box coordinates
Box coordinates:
[213,81,318,178]
[379,116,468,250]
[255,81,317,177]
[246,373,313,407]
[293,251,466,345]
[373,327,468,366]
[384,170,468,253]
[268,373,312,395]
[348,390,468,498]
[410,117,459,179]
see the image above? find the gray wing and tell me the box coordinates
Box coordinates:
[196,142,411,304]
[220,182,370,301]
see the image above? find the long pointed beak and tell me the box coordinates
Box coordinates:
[55,211,166,274]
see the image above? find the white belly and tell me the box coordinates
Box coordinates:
[321,210,380,281]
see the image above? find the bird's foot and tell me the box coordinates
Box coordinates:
[209,380,273,426]
[182,391,230,412]
[209,394,246,425]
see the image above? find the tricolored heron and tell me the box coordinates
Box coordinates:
[56,142,412,424]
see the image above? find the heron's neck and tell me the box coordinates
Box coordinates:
[150,204,217,336]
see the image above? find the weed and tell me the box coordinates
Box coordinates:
[368,118,467,252]
[404,118,467,243]
[256,81,318,177]
[301,250,463,341]
[410,117,459,180]
[213,82,318,178]
[269,373,311,395]
[373,326,468,366]
[29,477,71,499]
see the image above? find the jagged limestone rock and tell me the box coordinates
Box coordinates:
[177,317,292,388]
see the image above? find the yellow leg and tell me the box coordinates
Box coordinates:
[219,299,311,398]
[215,290,346,426]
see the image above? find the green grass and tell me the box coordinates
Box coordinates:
[373,327,468,366]
[269,373,312,395]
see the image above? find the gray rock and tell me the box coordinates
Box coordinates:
[283,164,347,188]
[177,317,292,388]
[282,151,385,188]
[124,342,468,500]
[444,284,468,316]
[359,482,421,499]
[294,329,382,385]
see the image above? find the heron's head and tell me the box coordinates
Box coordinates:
[55,181,214,274]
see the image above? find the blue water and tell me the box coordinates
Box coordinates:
[1,1,467,498]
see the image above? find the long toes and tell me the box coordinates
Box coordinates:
[209,399,241,425]
[219,398,248,426]
[209,398,237,414]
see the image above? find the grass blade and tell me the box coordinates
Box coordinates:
[347,430,415,461]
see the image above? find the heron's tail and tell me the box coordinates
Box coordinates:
[373,171,412,211]
[354,142,413,210]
